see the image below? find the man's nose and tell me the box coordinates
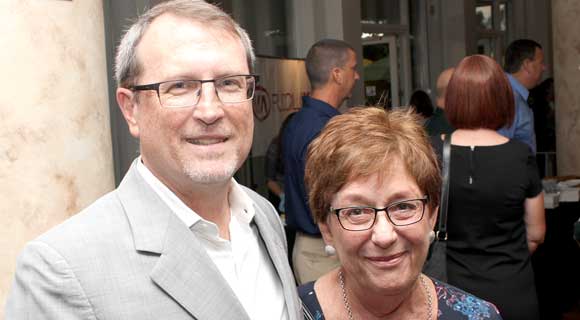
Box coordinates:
[192,82,224,124]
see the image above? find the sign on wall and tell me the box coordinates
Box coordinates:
[251,56,310,157]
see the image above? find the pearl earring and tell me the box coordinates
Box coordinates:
[324,244,336,256]
[428,230,436,243]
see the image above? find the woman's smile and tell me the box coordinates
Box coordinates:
[366,251,406,268]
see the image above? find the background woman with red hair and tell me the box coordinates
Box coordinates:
[432,55,545,320]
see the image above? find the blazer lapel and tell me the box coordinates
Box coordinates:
[150,212,249,320]
[117,160,249,320]
[253,209,301,320]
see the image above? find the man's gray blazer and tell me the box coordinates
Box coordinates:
[5,161,301,319]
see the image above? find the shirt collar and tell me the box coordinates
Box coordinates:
[507,73,529,101]
[135,157,255,229]
[228,178,256,225]
[302,96,341,117]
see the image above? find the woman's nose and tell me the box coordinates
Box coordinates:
[371,212,397,247]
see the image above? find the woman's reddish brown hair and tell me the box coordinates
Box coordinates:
[446,54,515,130]
[305,107,441,223]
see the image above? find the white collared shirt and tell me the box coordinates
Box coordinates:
[136,159,288,320]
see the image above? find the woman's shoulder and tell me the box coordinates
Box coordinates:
[298,281,325,320]
[490,139,535,166]
[432,278,503,320]
[505,139,536,157]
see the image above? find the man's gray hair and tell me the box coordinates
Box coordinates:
[305,39,354,89]
[114,0,255,88]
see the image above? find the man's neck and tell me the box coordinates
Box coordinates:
[169,178,233,240]
[310,88,343,109]
[176,184,231,240]
[511,71,533,89]
[136,158,233,239]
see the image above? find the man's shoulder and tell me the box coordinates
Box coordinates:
[300,97,338,118]
[284,108,330,149]
[295,102,336,130]
[293,105,327,122]
[35,190,127,251]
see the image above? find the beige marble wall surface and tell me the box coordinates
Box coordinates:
[553,0,580,175]
[0,1,114,315]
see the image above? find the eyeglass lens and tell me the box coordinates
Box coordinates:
[159,75,255,108]
[337,199,425,230]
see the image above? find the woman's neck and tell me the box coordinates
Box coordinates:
[338,271,430,320]
[450,128,509,146]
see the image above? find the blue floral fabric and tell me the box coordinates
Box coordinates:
[299,277,503,320]
[433,278,502,320]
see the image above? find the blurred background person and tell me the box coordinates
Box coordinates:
[265,112,297,266]
[500,39,546,154]
[300,107,502,320]
[409,89,434,124]
[426,68,455,136]
[529,77,556,177]
[575,217,580,247]
[283,38,360,284]
[432,54,545,320]
[529,77,555,153]
[265,112,296,214]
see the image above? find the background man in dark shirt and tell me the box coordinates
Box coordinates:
[282,38,359,284]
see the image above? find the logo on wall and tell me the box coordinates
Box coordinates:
[253,85,271,121]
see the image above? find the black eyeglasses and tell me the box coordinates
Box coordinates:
[330,196,429,231]
[130,74,258,108]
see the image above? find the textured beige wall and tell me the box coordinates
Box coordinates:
[553,0,580,175]
[0,1,114,316]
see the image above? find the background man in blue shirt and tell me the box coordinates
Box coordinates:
[282,39,359,284]
[500,39,546,153]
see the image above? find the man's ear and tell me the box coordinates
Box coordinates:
[331,67,343,85]
[116,87,140,138]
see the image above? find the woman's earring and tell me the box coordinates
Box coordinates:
[428,230,436,243]
[324,244,336,256]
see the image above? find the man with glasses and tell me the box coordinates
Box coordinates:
[282,38,360,285]
[5,1,300,319]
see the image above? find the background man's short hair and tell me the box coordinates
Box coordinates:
[305,39,355,89]
[504,39,542,74]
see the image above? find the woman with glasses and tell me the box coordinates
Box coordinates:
[299,107,502,320]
